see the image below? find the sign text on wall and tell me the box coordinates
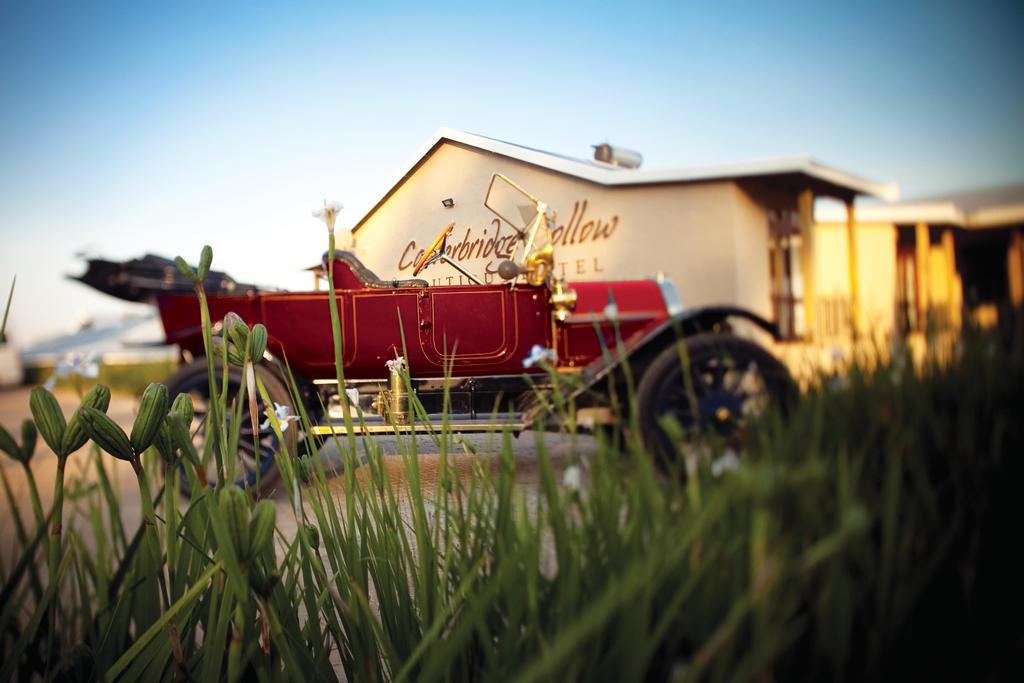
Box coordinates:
[396,200,618,285]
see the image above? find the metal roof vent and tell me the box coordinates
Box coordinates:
[592,143,643,169]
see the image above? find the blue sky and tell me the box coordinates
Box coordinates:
[1,0,1022,344]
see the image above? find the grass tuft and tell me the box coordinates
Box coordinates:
[2,250,1022,681]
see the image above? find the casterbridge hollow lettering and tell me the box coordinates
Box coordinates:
[396,200,619,284]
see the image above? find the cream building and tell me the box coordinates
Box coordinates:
[346,129,896,352]
[815,184,1024,344]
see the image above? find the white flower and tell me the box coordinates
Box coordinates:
[345,387,360,407]
[260,402,300,432]
[385,356,406,374]
[522,344,557,369]
[602,299,619,322]
[562,464,582,491]
[710,451,740,477]
[45,351,100,390]
[312,201,344,233]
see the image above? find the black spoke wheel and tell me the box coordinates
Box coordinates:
[164,360,296,497]
[636,333,796,467]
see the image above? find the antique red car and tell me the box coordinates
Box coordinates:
[74,174,794,490]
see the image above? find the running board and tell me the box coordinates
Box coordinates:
[312,419,525,436]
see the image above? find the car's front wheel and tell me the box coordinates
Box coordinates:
[164,360,296,497]
[636,333,795,468]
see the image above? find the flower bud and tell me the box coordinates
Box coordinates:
[221,485,251,561]
[174,256,199,285]
[86,383,112,412]
[169,393,195,425]
[153,422,175,464]
[0,424,22,463]
[249,499,276,558]
[130,383,169,455]
[248,324,268,361]
[297,454,315,484]
[165,414,198,466]
[226,347,246,368]
[302,523,320,551]
[80,407,134,461]
[20,420,37,462]
[197,245,213,282]
[29,387,66,456]
[225,312,249,350]
[62,384,112,454]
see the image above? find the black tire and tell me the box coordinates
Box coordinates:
[636,333,795,466]
[164,360,296,497]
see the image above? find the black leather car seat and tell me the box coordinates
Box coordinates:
[324,251,429,289]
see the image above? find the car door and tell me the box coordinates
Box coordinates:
[417,284,550,375]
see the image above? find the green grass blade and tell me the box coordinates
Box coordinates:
[106,560,223,680]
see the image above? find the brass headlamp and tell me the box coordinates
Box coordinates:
[550,277,578,322]
[524,242,554,287]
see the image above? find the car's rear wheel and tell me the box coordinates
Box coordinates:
[165,360,296,497]
[636,333,795,468]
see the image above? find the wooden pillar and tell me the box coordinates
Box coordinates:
[769,210,789,335]
[845,199,859,340]
[798,189,816,341]
[772,236,787,330]
[915,222,931,321]
[772,240,787,298]
[1010,230,1024,307]
[941,229,959,328]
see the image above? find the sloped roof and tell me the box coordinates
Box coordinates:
[816,182,1024,228]
[351,128,898,231]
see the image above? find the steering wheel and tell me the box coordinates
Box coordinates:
[412,222,455,276]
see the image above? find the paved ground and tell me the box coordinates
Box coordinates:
[0,386,593,560]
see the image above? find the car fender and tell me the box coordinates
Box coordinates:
[575,305,781,396]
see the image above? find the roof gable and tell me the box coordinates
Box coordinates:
[351,127,898,231]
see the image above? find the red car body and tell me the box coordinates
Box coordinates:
[156,260,672,381]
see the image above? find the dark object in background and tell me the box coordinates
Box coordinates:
[70,254,261,303]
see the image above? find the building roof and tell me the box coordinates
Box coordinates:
[816,182,1024,229]
[350,128,899,231]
